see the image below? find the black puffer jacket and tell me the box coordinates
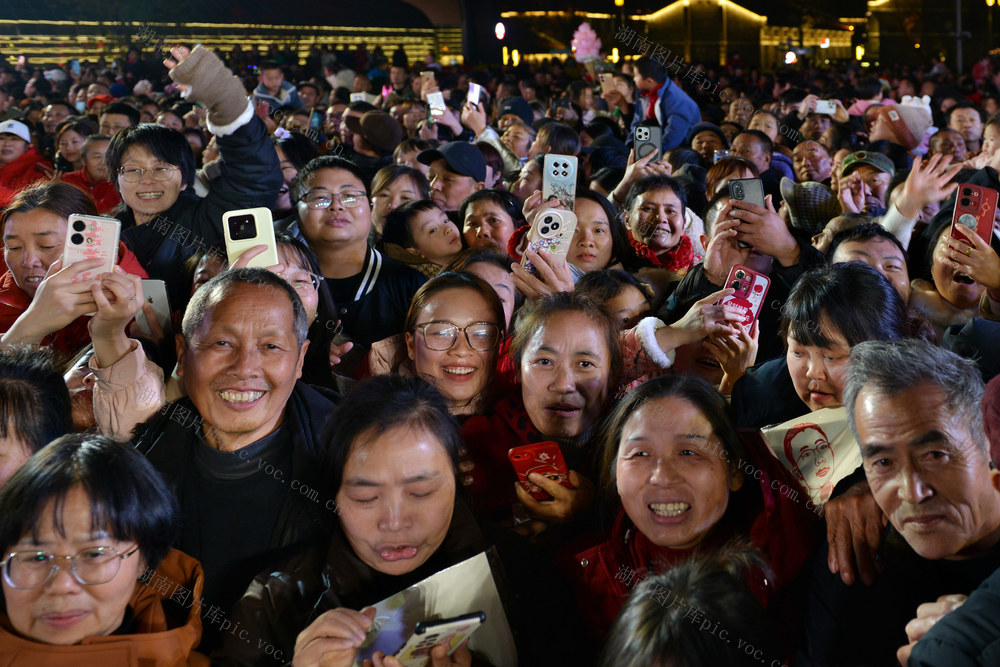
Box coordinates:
[118,114,281,308]
[216,501,589,667]
[908,565,1000,666]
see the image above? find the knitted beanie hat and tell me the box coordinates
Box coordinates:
[878,95,933,150]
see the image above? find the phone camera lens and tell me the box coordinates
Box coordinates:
[735,270,746,279]
[550,222,560,231]
[70,233,84,245]
[963,188,973,196]
[961,198,971,207]
[72,220,85,232]
[85,236,95,244]
[543,215,553,224]
[731,280,741,289]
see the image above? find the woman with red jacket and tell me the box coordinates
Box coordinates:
[569,374,819,642]
[0,182,147,358]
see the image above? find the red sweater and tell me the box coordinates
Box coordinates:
[0,147,52,207]
[0,242,148,357]
[62,169,122,215]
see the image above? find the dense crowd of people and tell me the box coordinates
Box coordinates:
[0,36,999,665]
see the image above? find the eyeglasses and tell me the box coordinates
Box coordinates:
[118,165,178,183]
[301,191,367,209]
[2,546,140,589]
[282,269,323,293]
[414,321,501,351]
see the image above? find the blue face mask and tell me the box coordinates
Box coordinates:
[75,100,87,113]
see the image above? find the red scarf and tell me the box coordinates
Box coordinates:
[642,83,663,120]
[629,232,694,274]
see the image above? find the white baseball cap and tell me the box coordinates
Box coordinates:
[0,120,30,143]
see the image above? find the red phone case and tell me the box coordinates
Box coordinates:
[951,183,998,244]
[508,442,573,501]
[717,265,771,330]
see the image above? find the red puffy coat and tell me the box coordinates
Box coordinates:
[0,146,51,207]
[568,431,821,641]
[0,242,148,357]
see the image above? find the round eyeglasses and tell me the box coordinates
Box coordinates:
[281,269,324,293]
[118,166,178,183]
[2,546,140,589]
[301,191,367,209]
[414,321,501,351]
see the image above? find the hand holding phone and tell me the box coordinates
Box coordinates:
[728,178,765,249]
[634,125,662,164]
[951,183,998,244]
[393,612,485,667]
[542,154,578,210]
[427,91,447,118]
[135,279,173,339]
[63,215,121,284]
[814,100,837,114]
[599,73,615,96]
[509,442,574,501]
[223,207,278,268]
[520,209,577,275]
[715,265,771,330]
[467,82,482,107]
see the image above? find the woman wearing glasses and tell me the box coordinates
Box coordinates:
[369,272,505,417]
[0,433,208,664]
[105,45,282,309]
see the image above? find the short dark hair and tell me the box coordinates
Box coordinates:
[575,269,653,306]
[826,221,908,264]
[510,291,623,387]
[0,346,72,456]
[444,246,514,274]
[1,181,98,231]
[733,129,773,156]
[0,433,179,571]
[457,188,525,228]
[182,268,309,347]
[81,133,111,153]
[634,57,667,84]
[946,101,985,125]
[536,122,581,156]
[855,76,883,100]
[624,174,687,217]
[105,123,196,193]
[259,60,282,72]
[291,154,370,203]
[320,375,462,496]
[598,374,744,493]
[382,199,440,249]
[781,262,908,349]
[600,545,775,667]
[274,131,321,173]
[100,101,140,127]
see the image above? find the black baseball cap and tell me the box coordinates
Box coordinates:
[417,141,487,183]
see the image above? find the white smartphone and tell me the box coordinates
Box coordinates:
[222,207,279,268]
[599,72,615,96]
[135,279,172,338]
[814,100,837,114]
[427,91,446,118]
[349,92,366,103]
[542,154,578,211]
[394,612,485,667]
[467,82,481,107]
[63,214,120,284]
[521,208,578,274]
